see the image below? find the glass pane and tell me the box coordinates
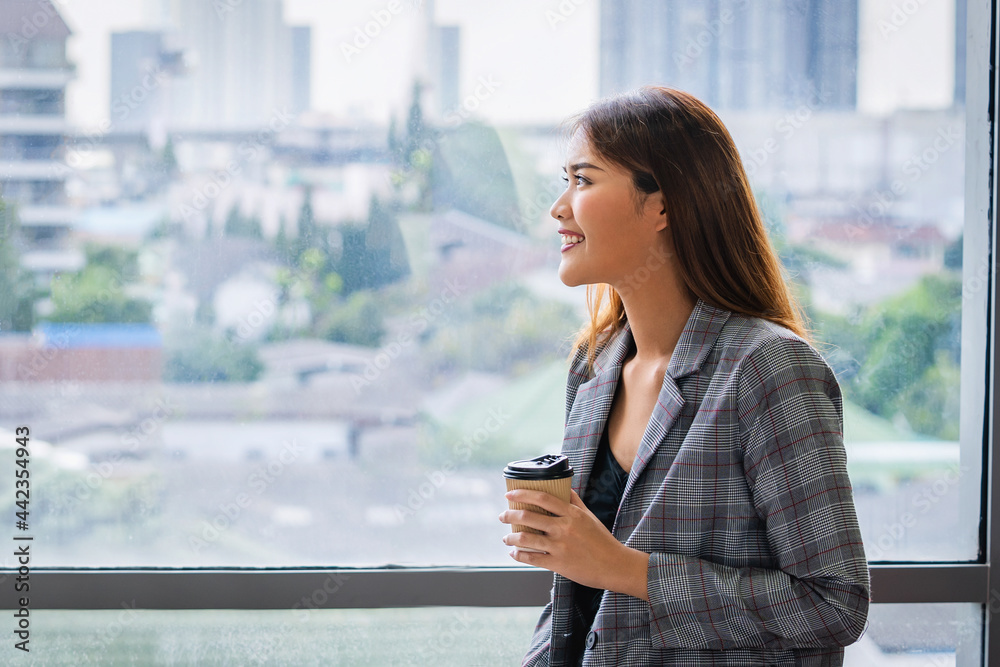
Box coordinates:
[0,0,981,566]
[844,603,982,667]
[29,607,543,666]
[22,604,982,665]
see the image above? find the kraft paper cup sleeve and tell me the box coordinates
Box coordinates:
[504,476,572,534]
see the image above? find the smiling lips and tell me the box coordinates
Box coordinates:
[559,230,585,252]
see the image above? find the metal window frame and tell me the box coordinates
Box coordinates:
[0,564,989,610]
[1,0,998,663]
[985,0,1000,661]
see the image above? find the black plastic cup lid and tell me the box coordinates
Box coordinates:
[503,454,574,480]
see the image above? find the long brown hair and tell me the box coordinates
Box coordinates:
[562,86,808,371]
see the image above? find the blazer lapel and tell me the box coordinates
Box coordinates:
[618,300,731,512]
[551,327,636,665]
[561,323,635,495]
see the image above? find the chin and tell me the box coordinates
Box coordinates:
[557,266,584,287]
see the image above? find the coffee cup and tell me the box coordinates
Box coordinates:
[503,454,574,553]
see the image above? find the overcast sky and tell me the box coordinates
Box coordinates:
[57,0,955,130]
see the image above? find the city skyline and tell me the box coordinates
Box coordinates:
[58,0,959,132]
[109,1,311,132]
[599,0,861,110]
[61,0,601,129]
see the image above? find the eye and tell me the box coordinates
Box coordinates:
[560,174,589,186]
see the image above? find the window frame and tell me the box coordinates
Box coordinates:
[5,565,989,610]
[1,0,997,663]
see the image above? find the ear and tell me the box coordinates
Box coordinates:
[653,195,668,232]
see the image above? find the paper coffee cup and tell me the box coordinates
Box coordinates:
[503,454,574,553]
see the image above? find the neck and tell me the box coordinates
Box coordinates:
[615,273,696,368]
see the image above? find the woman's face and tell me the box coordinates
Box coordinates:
[550,130,667,289]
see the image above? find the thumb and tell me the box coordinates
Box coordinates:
[569,489,586,507]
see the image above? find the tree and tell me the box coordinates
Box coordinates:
[164,330,263,382]
[85,244,141,278]
[388,79,438,211]
[48,264,153,324]
[317,290,386,347]
[294,186,318,258]
[420,282,579,376]
[47,244,152,324]
[274,215,292,263]
[336,195,410,294]
[364,195,409,286]
[161,135,179,176]
[430,121,520,227]
[299,246,342,325]
[388,114,404,166]
[944,234,962,271]
[146,216,181,241]
[0,201,34,332]
[245,215,263,240]
[223,205,263,239]
[821,273,962,439]
[223,205,243,237]
[404,79,428,165]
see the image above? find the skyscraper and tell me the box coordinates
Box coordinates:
[289,25,311,116]
[954,0,966,106]
[412,0,461,122]
[599,0,858,109]
[430,24,460,118]
[0,0,81,278]
[158,0,309,129]
[110,31,172,134]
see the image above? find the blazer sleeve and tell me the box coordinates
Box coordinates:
[644,335,870,650]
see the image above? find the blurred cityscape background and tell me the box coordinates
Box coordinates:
[0,0,978,662]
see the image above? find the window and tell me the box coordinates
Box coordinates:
[0,0,996,663]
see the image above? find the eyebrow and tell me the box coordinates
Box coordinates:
[562,162,606,172]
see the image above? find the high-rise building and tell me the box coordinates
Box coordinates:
[110,31,171,134]
[413,0,461,121]
[431,24,460,117]
[159,0,308,129]
[0,0,81,278]
[954,0,966,106]
[289,25,311,116]
[599,0,858,109]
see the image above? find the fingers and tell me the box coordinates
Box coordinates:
[502,530,550,555]
[504,489,570,516]
[498,507,556,533]
[508,546,547,565]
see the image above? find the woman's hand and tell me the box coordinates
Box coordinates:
[498,488,650,600]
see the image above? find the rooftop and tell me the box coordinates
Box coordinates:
[0,0,71,40]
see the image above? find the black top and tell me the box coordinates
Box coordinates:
[569,427,629,665]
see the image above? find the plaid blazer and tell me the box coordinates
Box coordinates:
[522,299,870,666]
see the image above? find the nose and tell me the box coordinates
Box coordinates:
[550,188,570,221]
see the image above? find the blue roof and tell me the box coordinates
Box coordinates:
[38,323,162,349]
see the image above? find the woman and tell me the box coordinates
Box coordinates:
[498,86,870,666]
